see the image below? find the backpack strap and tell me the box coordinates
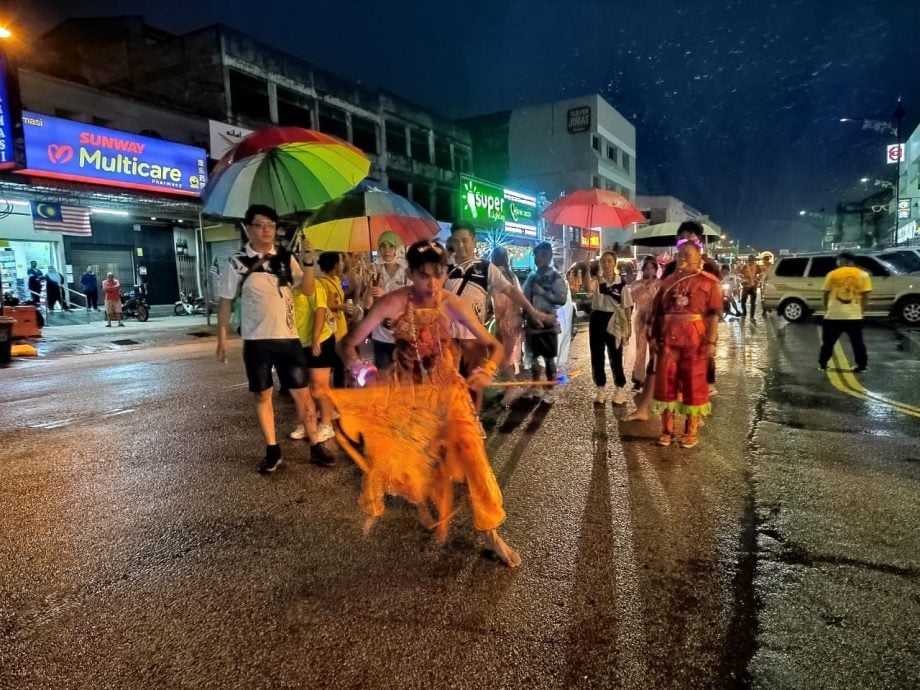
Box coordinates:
[456,259,490,297]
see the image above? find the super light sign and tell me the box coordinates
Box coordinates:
[458,174,538,236]
[460,175,505,223]
[19,112,207,196]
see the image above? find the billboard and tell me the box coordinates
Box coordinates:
[0,54,23,171]
[19,112,208,196]
[458,174,538,237]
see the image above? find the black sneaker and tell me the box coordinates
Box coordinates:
[818,363,827,371]
[852,365,867,373]
[309,443,335,467]
[259,445,282,474]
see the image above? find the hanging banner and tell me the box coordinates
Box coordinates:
[18,111,208,196]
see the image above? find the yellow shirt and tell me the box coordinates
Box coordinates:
[822,266,872,320]
[317,274,348,340]
[294,285,333,347]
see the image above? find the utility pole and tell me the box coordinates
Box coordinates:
[892,98,906,247]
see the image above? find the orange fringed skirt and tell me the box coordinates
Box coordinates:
[327,381,505,539]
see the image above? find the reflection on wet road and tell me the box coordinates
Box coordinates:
[0,316,917,687]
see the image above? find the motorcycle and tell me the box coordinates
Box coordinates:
[174,291,214,316]
[121,284,150,322]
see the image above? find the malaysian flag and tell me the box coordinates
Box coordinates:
[31,202,92,236]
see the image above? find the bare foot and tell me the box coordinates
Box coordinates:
[484,530,522,568]
[363,515,378,536]
[417,503,437,530]
[623,410,650,421]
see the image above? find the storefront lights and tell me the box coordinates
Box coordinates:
[90,208,130,217]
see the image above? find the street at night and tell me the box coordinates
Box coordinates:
[2,318,917,688]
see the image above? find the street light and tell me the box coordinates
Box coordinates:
[0,28,11,40]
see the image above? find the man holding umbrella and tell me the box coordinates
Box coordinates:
[216,204,334,473]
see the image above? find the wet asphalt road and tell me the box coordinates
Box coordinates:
[0,315,918,688]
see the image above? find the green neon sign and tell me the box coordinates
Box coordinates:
[459,175,505,223]
[458,174,537,235]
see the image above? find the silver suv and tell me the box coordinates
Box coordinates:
[762,252,920,324]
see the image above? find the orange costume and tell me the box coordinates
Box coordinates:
[327,293,505,540]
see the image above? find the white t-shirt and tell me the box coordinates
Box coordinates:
[371,260,410,344]
[445,258,510,339]
[217,243,303,341]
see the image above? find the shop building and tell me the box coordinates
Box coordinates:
[0,66,209,310]
[462,95,636,261]
[37,17,474,227]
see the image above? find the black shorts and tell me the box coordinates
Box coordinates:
[305,335,339,369]
[528,331,559,360]
[243,338,309,393]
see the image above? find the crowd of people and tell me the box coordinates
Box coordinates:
[215,208,767,567]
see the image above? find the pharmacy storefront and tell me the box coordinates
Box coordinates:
[456,174,540,268]
[1,112,207,306]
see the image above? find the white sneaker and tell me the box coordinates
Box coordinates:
[542,388,556,404]
[316,423,335,443]
[709,386,718,396]
[289,424,307,440]
[594,387,607,404]
[610,387,628,405]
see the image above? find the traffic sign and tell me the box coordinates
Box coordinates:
[886,144,904,164]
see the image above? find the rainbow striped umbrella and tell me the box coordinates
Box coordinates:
[304,183,440,252]
[202,127,370,218]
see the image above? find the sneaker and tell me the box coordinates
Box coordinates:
[316,423,335,443]
[258,446,283,474]
[105,323,111,328]
[818,363,827,371]
[680,436,699,449]
[594,387,607,405]
[309,443,335,467]
[852,365,867,374]
[709,386,718,397]
[657,433,673,447]
[542,388,556,405]
[610,387,628,405]
[289,424,307,440]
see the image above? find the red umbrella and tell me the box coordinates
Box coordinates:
[542,189,645,229]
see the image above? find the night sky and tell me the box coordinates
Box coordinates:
[20,0,920,250]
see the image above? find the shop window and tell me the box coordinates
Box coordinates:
[388,176,409,198]
[229,69,270,122]
[318,103,348,140]
[454,147,471,173]
[412,184,432,214]
[591,135,601,152]
[606,144,618,163]
[435,187,454,219]
[385,120,408,157]
[434,139,452,169]
[276,86,313,128]
[351,115,379,154]
[410,128,430,163]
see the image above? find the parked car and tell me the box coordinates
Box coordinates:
[762,251,920,324]
[870,248,920,274]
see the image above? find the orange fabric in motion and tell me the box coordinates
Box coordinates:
[327,295,505,538]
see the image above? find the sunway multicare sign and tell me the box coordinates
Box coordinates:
[18,112,207,196]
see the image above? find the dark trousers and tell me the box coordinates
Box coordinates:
[740,287,757,315]
[819,319,867,369]
[46,284,69,311]
[589,310,626,388]
[85,290,98,310]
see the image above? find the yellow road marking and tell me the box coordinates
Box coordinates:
[827,342,920,418]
